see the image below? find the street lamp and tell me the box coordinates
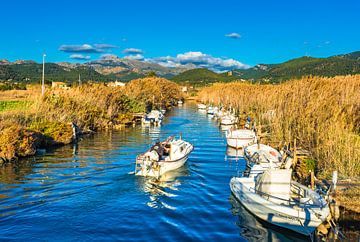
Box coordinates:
[42,53,46,96]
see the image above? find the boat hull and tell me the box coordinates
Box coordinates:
[136,143,193,178]
[226,130,257,149]
[226,137,255,149]
[230,177,328,236]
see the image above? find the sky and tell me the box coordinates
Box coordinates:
[1,0,359,70]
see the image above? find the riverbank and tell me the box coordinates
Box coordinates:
[198,75,360,213]
[0,77,182,163]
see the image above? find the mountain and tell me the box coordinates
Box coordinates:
[170,68,238,85]
[1,51,359,84]
[85,56,189,78]
[0,62,113,83]
[231,51,360,83]
[334,51,360,60]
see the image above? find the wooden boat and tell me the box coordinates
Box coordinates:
[226,129,257,149]
[135,136,194,178]
[230,169,330,236]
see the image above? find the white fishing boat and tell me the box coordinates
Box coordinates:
[226,129,257,149]
[178,100,183,105]
[221,114,237,125]
[207,106,215,115]
[244,144,282,164]
[142,110,164,126]
[135,136,194,178]
[213,106,219,116]
[244,144,284,177]
[197,103,207,110]
[230,169,330,236]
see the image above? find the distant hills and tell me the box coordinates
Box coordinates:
[171,51,360,84]
[234,52,360,83]
[0,61,113,83]
[171,68,238,85]
[0,51,359,84]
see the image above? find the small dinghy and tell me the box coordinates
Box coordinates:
[197,103,207,110]
[142,110,164,126]
[221,114,238,125]
[230,169,330,236]
[135,136,194,178]
[178,100,183,105]
[226,129,257,149]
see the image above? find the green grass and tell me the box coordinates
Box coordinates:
[0,101,30,112]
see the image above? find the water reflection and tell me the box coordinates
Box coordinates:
[229,194,309,242]
[226,147,244,158]
[136,165,190,209]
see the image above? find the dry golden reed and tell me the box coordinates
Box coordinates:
[199,75,360,178]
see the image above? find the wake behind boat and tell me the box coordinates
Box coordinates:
[230,169,330,236]
[135,136,194,178]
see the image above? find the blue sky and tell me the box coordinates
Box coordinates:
[1,0,359,70]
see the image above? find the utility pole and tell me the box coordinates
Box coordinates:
[42,54,46,96]
[78,74,81,86]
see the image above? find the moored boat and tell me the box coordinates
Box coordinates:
[142,110,164,126]
[197,103,207,110]
[226,129,257,149]
[207,106,215,115]
[135,136,194,178]
[221,114,237,125]
[230,169,330,236]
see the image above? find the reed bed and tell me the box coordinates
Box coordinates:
[0,77,182,162]
[199,75,360,178]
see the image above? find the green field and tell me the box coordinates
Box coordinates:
[0,100,30,112]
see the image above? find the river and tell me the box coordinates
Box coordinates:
[0,103,356,241]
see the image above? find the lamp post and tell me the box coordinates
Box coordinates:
[42,54,46,96]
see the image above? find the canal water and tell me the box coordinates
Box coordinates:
[0,103,340,241]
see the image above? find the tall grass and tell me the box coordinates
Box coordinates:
[0,77,182,161]
[199,75,360,178]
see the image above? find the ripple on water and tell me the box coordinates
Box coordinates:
[0,103,317,241]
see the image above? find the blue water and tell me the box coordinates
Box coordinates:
[0,103,308,241]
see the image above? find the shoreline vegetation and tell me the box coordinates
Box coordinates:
[1,74,360,214]
[198,74,360,213]
[0,77,182,164]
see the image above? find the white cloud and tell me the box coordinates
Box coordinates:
[70,54,91,60]
[225,33,241,39]
[124,54,145,61]
[123,48,143,54]
[94,43,117,49]
[59,43,116,53]
[148,51,249,72]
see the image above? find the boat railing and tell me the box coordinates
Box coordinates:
[249,187,320,208]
